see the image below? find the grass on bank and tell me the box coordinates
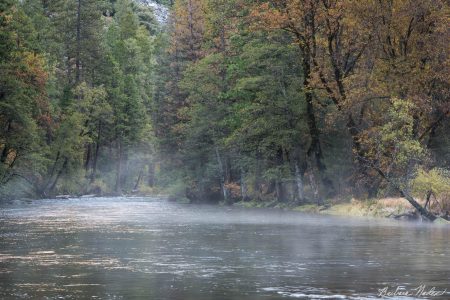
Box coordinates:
[233,197,450,223]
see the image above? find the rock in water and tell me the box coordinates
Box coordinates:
[435,217,450,225]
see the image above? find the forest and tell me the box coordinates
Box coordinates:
[1,0,449,221]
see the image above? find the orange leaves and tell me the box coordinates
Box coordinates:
[249,1,323,34]
[169,0,206,61]
[12,51,50,118]
[249,2,288,31]
[21,52,48,90]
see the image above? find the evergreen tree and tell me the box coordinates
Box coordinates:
[0,1,52,197]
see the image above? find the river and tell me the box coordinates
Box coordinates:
[0,197,448,299]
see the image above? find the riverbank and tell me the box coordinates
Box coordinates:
[9,191,449,224]
[232,197,450,224]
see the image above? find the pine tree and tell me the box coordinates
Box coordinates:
[0,1,52,197]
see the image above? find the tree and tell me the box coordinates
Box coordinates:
[0,2,53,198]
[103,0,154,193]
[360,98,436,221]
[153,0,206,187]
[250,0,449,199]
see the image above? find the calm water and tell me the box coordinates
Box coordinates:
[0,197,448,299]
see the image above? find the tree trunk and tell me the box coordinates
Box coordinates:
[240,167,249,201]
[303,56,326,173]
[254,153,262,199]
[0,145,10,164]
[49,158,68,194]
[90,121,101,183]
[75,0,82,85]
[115,141,122,193]
[215,146,229,203]
[91,143,100,183]
[134,169,143,191]
[147,161,155,187]
[84,144,91,172]
[275,179,285,202]
[294,162,305,204]
[225,156,232,184]
[368,160,437,221]
[266,180,276,195]
[187,0,197,61]
[42,151,60,193]
[122,151,128,190]
[308,167,323,206]
[0,121,11,164]
[424,190,432,210]
[400,189,437,222]
[301,53,329,201]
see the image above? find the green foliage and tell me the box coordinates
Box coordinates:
[0,2,53,198]
[412,168,450,200]
[1,0,448,209]
[379,98,426,167]
[361,97,430,193]
[0,0,159,199]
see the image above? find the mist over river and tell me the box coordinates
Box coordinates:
[0,197,448,299]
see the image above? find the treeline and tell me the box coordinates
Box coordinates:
[0,0,159,198]
[1,0,449,218]
[154,0,449,216]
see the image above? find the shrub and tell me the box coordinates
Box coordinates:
[412,168,450,213]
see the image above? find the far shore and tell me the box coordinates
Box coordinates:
[5,193,449,224]
[231,197,450,224]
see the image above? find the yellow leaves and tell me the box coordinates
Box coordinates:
[412,168,450,196]
[1,11,13,25]
[412,168,450,212]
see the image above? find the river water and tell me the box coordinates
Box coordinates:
[0,197,448,299]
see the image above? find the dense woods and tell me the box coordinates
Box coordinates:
[1,0,449,220]
[0,0,158,198]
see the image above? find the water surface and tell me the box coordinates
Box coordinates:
[0,197,448,299]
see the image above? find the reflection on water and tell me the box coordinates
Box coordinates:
[0,197,448,299]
